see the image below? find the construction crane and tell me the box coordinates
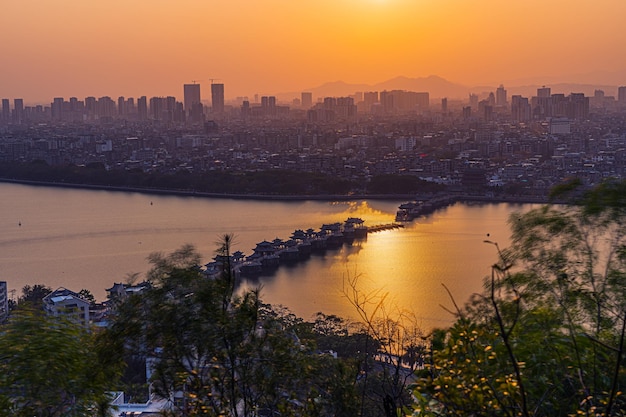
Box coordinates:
[209,78,221,84]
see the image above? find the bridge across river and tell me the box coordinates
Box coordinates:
[204,218,404,278]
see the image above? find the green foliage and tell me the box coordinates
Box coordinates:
[413,179,626,416]
[18,283,52,309]
[414,319,519,416]
[105,242,361,416]
[78,288,96,305]
[0,162,357,195]
[580,179,626,220]
[548,177,582,201]
[0,308,122,417]
[367,174,445,195]
[343,275,429,417]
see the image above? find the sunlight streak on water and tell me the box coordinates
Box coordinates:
[0,183,534,328]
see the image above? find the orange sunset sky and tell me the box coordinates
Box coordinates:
[1,0,626,103]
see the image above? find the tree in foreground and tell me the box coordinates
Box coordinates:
[343,275,428,417]
[413,179,626,416]
[0,308,122,417]
[18,283,52,309]
[106,239,360,416]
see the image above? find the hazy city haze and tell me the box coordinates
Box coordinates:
[1,0,626,102]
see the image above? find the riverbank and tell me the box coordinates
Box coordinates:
[0,178,415,201]
[0,177,555,205]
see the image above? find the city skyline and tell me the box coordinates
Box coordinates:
[2,78,625,111]
[2,0,626,103]
[6,79,626,127]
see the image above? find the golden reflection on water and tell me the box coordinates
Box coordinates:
[0,183,533,330]
[254,202,522,329]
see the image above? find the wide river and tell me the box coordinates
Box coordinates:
[0,182,536,329]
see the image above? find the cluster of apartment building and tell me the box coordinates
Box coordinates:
[0,280,172,415]
[0,281,145,327]
[2,84,626,197]
[0,87,432,125]
[0,83,225,125]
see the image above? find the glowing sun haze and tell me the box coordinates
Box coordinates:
[1,0,625,102]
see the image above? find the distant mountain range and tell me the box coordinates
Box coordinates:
[302,76,468,100]
[275,73,626,102]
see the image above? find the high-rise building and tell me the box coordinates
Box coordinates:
[118,96,126,117]
[173,101,185,123]
[549,117,571,135]
[618,86,626,103]
[590,90,607,109]
[52,97,64,121]
[184,83,201,116]
[85,96,97,119]
[441,98,448,113]
[137,96,148,121]
[165,96,177,122]
[1,99,9,122]
[259,96,278,117]
[97,96,116,119]
[378,90,429,113]
[363,91,378,113]
[568,93,589,120]
[149,97,163,120]
[69,97,83,115]
[414,92,430,110]
[13,98,24,123]
[301,92,312,109]
[534,87,553,119]
[511,95,531,122]
[241,100,250,120]
[469,93,478,109]
[144,96,177,122]
[211,83,225,114]
[335,97,357,120]
[537,87,551,98]
[479,100,493,121]
[126,97,135,116]
[268,96,277,116]
[380,91,394,113]
[496,85,507,106]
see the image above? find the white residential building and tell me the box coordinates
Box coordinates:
[43,287,90,326]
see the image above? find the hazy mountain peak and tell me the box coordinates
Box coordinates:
[278,73,625,102]
[297,75,470,99]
